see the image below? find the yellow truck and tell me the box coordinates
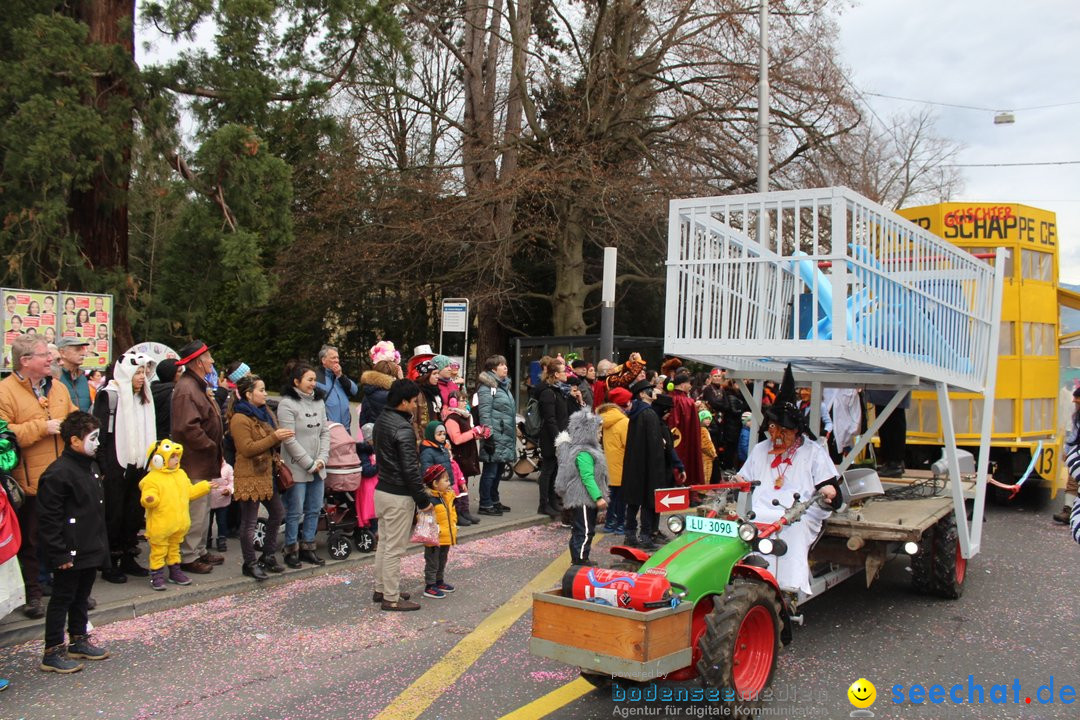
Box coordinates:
[896,202,1075,497]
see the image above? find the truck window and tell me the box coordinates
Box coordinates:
[1021,249,1052,282]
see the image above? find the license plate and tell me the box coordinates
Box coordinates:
[685,515,739,538]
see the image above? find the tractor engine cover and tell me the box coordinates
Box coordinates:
[562,566,673,611]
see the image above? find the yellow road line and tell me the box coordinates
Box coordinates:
[374,534,604,720]
[497,678,594,720]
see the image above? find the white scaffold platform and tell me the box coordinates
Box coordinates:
[664,186,1007,558]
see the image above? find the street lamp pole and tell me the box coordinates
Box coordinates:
[758,0,770,194]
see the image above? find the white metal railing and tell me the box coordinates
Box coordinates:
[665,187,1000,392]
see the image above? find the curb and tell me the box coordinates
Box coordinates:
[0,513,550,649]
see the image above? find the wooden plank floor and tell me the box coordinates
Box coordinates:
[822,476,977,541]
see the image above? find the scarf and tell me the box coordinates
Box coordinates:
[233,400,276,428]
[108,362,157,468]
[555,381,573,398]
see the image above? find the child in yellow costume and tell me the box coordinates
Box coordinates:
[139,440,211,590]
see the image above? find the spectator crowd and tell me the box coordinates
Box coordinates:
[1,332,1077,683]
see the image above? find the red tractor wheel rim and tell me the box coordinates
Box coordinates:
[955,542,967,585]
[732,605,775,696]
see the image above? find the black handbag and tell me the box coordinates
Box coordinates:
[1,474,24,511]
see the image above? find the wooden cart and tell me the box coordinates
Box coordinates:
[530,589,693,681]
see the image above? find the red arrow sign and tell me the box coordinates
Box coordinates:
[654,488,690,513]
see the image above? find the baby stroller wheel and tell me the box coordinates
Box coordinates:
[253,518,267,551]
[327,531,353,560]
[353,527,376,553]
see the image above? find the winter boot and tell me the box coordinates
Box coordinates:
[242,562,268,581]
[455,496,479,525]
[298,542,324,566]
[453,498,479,526]
[101,554,127,584]
[68,635,109,661]
[284,544,302,569]
[119,553,149,577]
[1053,493,1076,524]
[167,564,192,586]
[149,568,167,591]
[40,645,83,674]
[259,553,285,573]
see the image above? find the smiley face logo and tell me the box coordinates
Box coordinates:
[847,678,876,709]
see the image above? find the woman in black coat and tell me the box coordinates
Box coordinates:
[534,356,582,518]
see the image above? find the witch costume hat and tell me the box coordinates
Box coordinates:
[765,364,815,440]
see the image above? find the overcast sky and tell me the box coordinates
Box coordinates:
[835,0,1080,283]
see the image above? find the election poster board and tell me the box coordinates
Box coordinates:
[1,289,113,372]
[58,293,112,369]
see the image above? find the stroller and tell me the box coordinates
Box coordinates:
[514,417,541,479]
[253,423,377,560]
[322,422,376,559]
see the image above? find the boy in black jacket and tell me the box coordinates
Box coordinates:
[37,411,111,673]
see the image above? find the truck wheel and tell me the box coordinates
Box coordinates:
[929,514,966,599]
[910,527,934,594]
[696,580,780,703]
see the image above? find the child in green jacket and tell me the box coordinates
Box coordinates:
[555,410,609,566]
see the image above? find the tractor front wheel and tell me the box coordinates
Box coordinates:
[696,580,780,705]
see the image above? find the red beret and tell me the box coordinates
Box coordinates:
[422,464,447,486]
[608,387,632,406]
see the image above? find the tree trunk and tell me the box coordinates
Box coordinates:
[68,0,136,349]
[459,0,530,364]
[551,202,588,336]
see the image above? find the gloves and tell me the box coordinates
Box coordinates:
[474,425,493,439]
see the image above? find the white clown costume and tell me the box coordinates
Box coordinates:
[741,437,837,595]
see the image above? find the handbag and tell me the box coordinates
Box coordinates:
[409,511,440,545]
[274,455,295,491]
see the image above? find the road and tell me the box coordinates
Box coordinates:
[0,497,1077,720]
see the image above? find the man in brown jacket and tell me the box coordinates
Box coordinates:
[171,340,224,574]
[0,335,77,617]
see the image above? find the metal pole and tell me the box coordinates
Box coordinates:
[600,247,617,361]
[757,0,770,194]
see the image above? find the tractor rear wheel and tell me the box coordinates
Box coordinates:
[910,527,934,594]
[696,580,780,705]
[929,514,966,599]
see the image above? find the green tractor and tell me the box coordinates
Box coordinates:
[531,481,827,707]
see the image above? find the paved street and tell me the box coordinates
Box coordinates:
[0,491,1077,720]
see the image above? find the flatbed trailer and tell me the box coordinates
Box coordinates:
[529,188,1005,703]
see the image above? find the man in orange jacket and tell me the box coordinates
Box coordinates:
[0,334,77,618]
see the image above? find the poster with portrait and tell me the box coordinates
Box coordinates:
[2,289,60,372]
[58,293,112,369]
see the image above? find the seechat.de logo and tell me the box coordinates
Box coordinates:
[848,678,877,717]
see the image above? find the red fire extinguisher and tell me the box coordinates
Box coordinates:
[562,566,674,611]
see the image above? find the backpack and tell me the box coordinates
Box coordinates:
[0,480,21,564]
[0,419,18,474]
[523,395,542,439]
